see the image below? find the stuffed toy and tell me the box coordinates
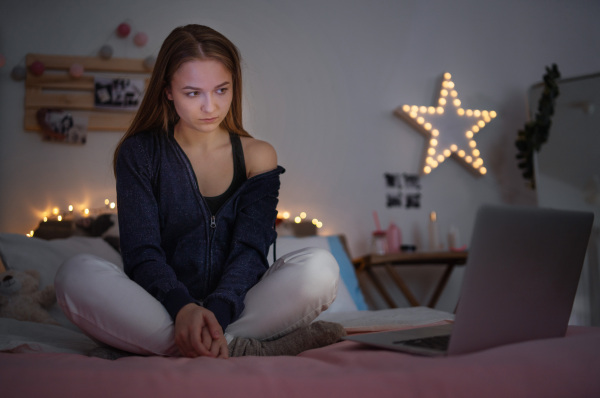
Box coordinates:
[0,269,59,325]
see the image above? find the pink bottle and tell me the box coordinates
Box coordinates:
[386,222,402,253]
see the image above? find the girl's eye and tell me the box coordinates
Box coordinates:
[216,88,228,95]
[187,91,200,97]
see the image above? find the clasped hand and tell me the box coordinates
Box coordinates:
[175,303,229,358]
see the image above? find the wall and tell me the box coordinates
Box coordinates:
[1,0,599,312]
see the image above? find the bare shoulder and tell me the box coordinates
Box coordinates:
[240,136,278,178]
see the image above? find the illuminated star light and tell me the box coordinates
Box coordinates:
[394,72,497,176]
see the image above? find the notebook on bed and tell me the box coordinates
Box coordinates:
[344,205,594,356]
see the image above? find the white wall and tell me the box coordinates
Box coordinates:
[1,0,600,312]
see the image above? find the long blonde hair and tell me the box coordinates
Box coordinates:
[113,24,250,174]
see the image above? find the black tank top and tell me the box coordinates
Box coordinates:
[204,132,247,214]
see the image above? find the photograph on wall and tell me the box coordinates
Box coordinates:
[36,109,89,144]
[94,77,144,110]
[384,172,421,208]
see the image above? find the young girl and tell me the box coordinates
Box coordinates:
[55,24,344,358]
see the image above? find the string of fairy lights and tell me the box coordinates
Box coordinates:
[27,199,117,237]
[27,200,322,237]
[277,211,324,229]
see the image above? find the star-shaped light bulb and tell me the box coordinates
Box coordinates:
[394,72,497,176]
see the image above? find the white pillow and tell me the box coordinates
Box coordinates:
[0,233,123,288]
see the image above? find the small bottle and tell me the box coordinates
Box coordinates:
[386,222,401,253]
[371,230,388,255]
[448,226,459,250]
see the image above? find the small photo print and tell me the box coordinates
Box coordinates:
[37,109,89,144]
[94,77,144,110]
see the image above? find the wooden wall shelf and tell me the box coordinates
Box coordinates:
[24,53,151,132]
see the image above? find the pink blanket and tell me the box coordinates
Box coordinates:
[2,326,600,398]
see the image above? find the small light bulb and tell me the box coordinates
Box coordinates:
[431,129,439,137]
[419,106,427,113]
[457,108,465,116]
[294,216,301,223]
[428,106,435,114]
[443,149,451,157]
[441,89,448,97]
[316,221,323,228]
[282,211,290,219]
[110,202,116,209]
[300,212,307,219]
[466,131,473,139]
[436,107,444,114]
[458,150,466,157]
[444,72,451,80]
[451,90,457,97]
[490,111,497,118]
[402,105,410,112]
[430,139,438,146]
[417,117,425,124]
[53,207,59,215]
[437,154,445,162]
[57,215,63,222]
[424,122,432,130]
[453,99,461,107]
[428,148,436,155]
[480,167,487,175]
[68,205,74,212]
[439,98,446,106]
[105,199,110,206]
[84,209,90,215]
[424,166,432,174]
[474,110,481,117]
[466,109,473,117]
[450,144,458,152]
[478,120,485,128]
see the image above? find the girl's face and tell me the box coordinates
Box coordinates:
[166,58,233,135]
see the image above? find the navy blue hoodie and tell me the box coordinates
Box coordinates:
[116,128,283,330]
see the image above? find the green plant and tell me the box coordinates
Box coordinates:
[515,64,561,189]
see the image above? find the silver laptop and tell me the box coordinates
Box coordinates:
[344,205,594,356]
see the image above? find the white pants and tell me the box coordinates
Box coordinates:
[55,247,339,356]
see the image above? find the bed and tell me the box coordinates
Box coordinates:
[1,230,600,398]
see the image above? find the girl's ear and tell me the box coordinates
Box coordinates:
[165,85,173,101]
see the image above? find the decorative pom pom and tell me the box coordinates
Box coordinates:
[117,22,131,38]
[29,61,45,76]
[11,65,27,81]
[99,45,114,60]
[133,32,148,47]
[143,55,155,70]
[69,63,84,78]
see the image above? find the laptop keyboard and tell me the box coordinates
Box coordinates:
[395,335,451,351]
